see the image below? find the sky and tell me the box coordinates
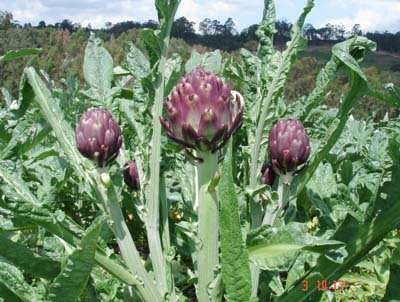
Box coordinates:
[1,0,399,33]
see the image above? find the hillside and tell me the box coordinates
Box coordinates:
[301,45,400,71]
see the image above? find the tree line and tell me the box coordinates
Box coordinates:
[1,10,400,52]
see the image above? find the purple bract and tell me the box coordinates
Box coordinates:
[123,160,140,190]
[160,67,243,153]
[75,108,122,167]
[269,119,310,174]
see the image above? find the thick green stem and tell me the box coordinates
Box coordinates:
[196,152,220,302]
[250,173,293,298]
[145,4,179,296]
[98,170,162,302]
[263,173,293,226]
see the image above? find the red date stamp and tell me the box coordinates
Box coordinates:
[301,280,346,292]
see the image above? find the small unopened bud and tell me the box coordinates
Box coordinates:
[261,163,276,186]
[269,119,311,174]
[123,160,140,190]
[75,108,122,167]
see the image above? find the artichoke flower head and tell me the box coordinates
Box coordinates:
[268,119,310,174]
[75,108,122,167]
[160,67,243,160]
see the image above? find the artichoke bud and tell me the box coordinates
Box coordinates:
[75,108,122,167]
[261,163,276,186]
[160,67,244,156]
[123,160,140,190]
[268,119,310,174]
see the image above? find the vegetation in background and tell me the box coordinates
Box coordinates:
[0,1,400,300]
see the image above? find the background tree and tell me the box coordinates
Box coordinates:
[171,17,196,41]
[0,10,16,30]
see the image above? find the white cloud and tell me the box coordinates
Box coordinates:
[321,0,400,32]
[1,0,399,32]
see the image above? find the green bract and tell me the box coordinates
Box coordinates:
[160,67,244,154]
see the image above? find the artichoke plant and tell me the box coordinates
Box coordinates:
[75,108,122,167]
[268,119,310,174]
[123,160,140,190]
[160,67,244,301]
[261,162,276,186]
[160,67,243,157]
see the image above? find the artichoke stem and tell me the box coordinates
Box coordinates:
[263,172,294,226]
[195,151,220,302]
[96,168,162,302]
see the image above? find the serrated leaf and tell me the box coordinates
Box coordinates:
[164,53,182,96]
[141,29,161,67]
[0,262,36,302]
[24,67,95,182]
[218,142,252,302]
[83,35,113,105]
[307,162,337,199]
[290,37,376,201]
[49,218,104,302]
[0,233,60,279]
[0,48,41,63]
[247,223,344,271]
[256,0,276,61]
[185,50,222,74]
[126,42,150,78]
[0,282,24,302]
[382,264,400,302]
[277,148,400,302]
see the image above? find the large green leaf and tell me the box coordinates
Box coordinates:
[0,262,37,302]
[164,53,182,97]
[382,264,400,302]
[290,37,376,201]
[126,42,150,78]
[185,50,222,74]
[49,218,104,302]
[0,48,41,63]
[277,142,400,302]
[247,223,343,271]
[218,143,252,302]
[0,233,60,279]
[0,164,54,222]
[83,35,113,105]
[0,282,23,302]
[141,29,162,67]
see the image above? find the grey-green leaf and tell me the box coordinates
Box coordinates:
[247,223,344,271]
[0,233,60,279]
[382,264,400,302]
[83,35,113,104]
[49,218,104,302]
[185,50,222,74]
[0,262,36,302]
[218,142,252,302]
[126,42,150,78]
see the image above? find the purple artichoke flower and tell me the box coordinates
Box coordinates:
[261,163,276,186]
[160,67,243,153]
[75,108,122,167]
[123,160,140,190]
[269,119,310,174]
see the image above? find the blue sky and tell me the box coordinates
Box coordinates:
[1,0,399,32]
